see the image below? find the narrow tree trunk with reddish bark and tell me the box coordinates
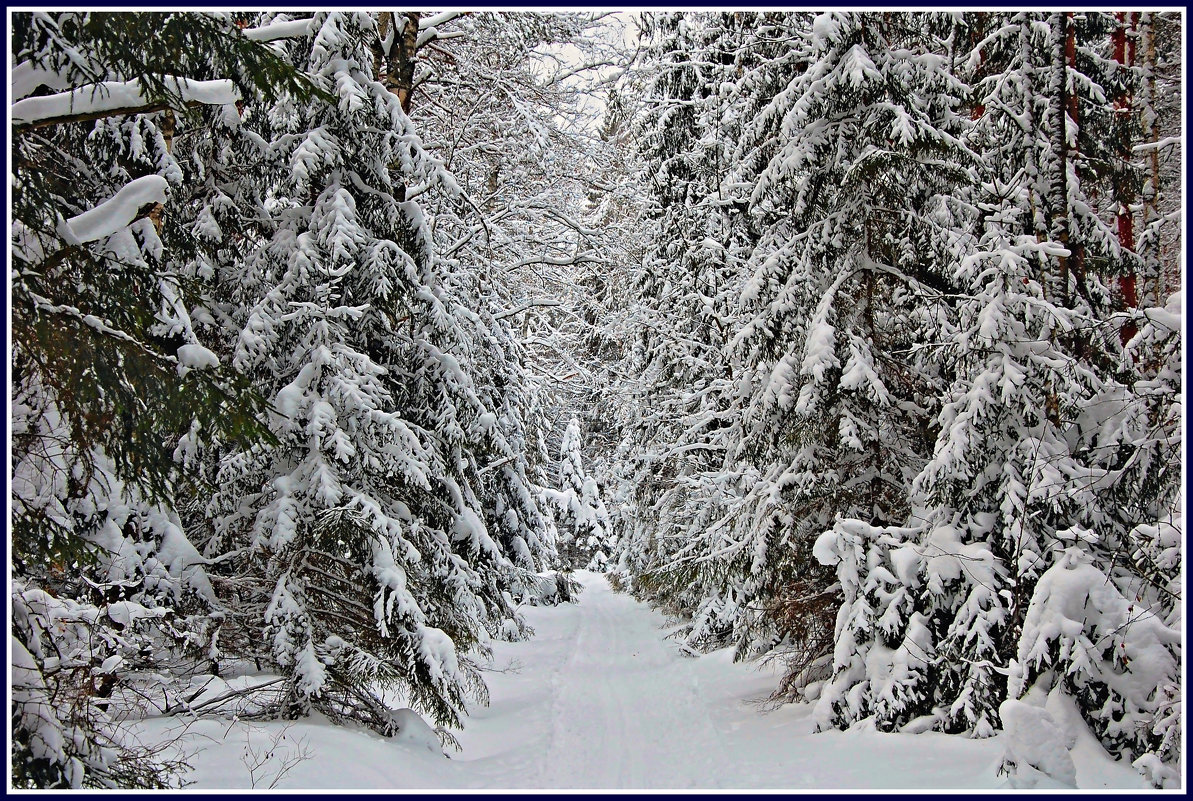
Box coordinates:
[1048,13,1074,309]
[373,12,422,202]
[1113,12,1140,343]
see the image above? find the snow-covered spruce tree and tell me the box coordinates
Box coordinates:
[10,12,310,787]
[404,11,620,590]
[610,12,760,626]
[542,418,615,570]
[411,11,641,497]
[814,13,1182,781]
[206,11,560,733]
[578,77,651,557]
[403,12,578,608]
[663,12,976,689]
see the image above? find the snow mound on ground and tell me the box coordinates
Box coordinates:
[388,708,443,756]
[998,698,1076,788]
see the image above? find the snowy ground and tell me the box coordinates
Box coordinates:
[138,572,1149,790]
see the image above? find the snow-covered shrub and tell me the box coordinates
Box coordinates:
[1010,545,1181,778]
[12,583,190,788]
[997,698,1077,788]
[812,520,931,730]
[511,571,583,607]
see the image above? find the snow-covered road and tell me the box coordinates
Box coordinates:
[144,571,1148,790]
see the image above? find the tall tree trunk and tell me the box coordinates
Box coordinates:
[1113,12,1140,343]
[374,11,422,202]
[968,13,988,120]
[376,11,421,113]
[1140,12,1165,305]
[1047,13,1073,309]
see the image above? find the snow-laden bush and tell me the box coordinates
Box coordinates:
[1010,544,1181,784]
[12,583,191,788]
[997,698,1077,788]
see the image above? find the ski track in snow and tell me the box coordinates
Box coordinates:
[141,571,1150,790]
[532,578,723,788]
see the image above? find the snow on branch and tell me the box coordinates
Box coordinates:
[27,291,181,368]
[1132,136,1181,153]
[241,17,313,42]
[59,175,169,244]
[493,299,562,321]
[10,60,74,101]
[12,77,239,130]
[418,11,464,30]
[504,254,608,273]
[416,27,468,49]
[477,455,518,475]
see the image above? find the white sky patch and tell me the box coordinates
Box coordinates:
[528,11,640,133]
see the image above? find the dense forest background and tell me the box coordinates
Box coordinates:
[10,10,1183,789]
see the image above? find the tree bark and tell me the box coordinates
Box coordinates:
[1048,13,1073,307]
[374,12,422,203]
[1141,12,1164,305]
[375,11,421,114]
[1112,12,1140,343]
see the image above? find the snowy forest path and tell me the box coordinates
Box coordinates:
[444,573,1141,790]
[527,574,726,788]
[148,570,1150,789]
